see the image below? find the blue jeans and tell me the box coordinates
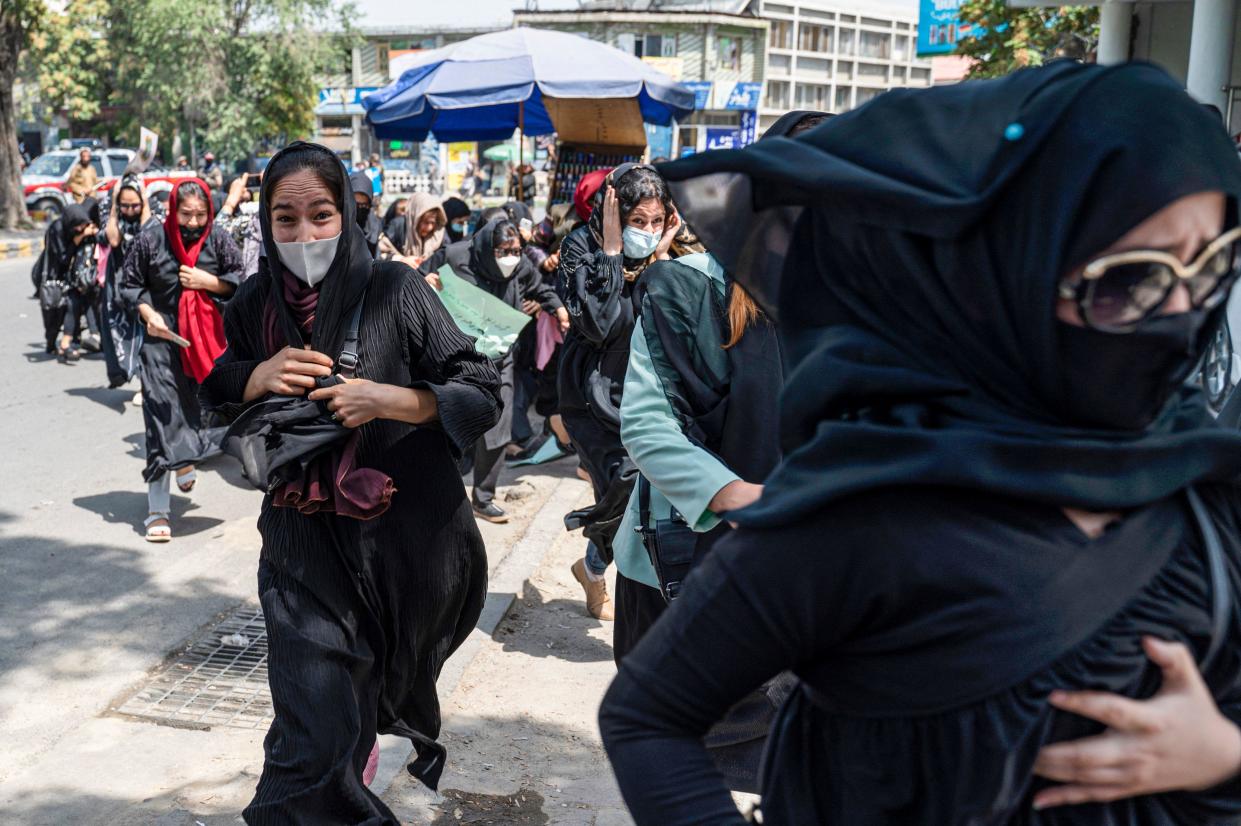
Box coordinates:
[585,541,608,577]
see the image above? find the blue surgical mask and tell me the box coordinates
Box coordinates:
[622,226,660,259]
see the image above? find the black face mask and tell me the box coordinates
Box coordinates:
[355,206,370,228]
[180,225,206,244]
[1058,310,1211,431]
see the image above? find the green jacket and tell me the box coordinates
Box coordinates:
[614,253,739,587]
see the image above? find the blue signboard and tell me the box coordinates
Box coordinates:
[723,82,763,111]
[682,81,714,111]
[645,123,674,160]
[917,0,972,57]
[739,110,758,147]
[705,128,741,151]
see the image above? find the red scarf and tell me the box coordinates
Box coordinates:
[165,178,227,383]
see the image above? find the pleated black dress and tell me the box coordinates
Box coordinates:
[121,223,242,481]
[600,484,1241,825]
[201,256,500,824]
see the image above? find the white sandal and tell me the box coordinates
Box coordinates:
[175,468,197,493]
[144,513,171,543]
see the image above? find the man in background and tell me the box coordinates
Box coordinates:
[65,148,98,204]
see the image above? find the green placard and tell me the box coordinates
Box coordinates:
[435,264,533,359]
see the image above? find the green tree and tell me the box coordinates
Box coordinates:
[112,0,353,165]
[955,0,1099,79]
[0,0,47,229]
[27,0,111,123]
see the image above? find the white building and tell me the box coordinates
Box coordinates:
[755,0,933,132]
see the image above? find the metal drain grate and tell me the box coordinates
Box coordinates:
[113,606,272,731]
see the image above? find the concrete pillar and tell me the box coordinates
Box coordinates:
[1187,0,1237,111]
[1097,3,1133,65]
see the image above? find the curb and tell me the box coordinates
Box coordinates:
[370,473,584,797]
[0,238,43,260]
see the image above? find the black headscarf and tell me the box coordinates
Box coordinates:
[442,197,471,243]
[763,109,830,139]
[348,170,381,254]
[658,61,1241,527]
[455,217,536,286]
[259,141,372,361]
[60,202,94,246]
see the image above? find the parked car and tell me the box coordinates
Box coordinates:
[23,148,195,222]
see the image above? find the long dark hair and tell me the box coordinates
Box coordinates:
[260,144,347,216]
[614,166,673,223]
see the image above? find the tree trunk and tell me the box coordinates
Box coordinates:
[0,27,29,230]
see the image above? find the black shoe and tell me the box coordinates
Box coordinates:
[472,502,510,524]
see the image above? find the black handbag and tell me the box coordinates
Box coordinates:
[39,278,69,312]
[635,474,700,603]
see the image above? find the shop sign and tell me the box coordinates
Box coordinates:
[682,81,714,111]
[719,82,763,111]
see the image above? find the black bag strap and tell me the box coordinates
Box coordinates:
[1186,486,1232,673]
[638,474,652,527]
[335,288,368,379]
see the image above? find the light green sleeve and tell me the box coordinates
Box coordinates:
[620,320,740,532]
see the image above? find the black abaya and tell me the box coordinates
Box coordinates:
[200,141,501,825]
[121,223,242,481]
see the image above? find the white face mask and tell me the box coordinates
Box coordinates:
[496,254,521,277]
[622,226,661,259]
[275,232,340,287]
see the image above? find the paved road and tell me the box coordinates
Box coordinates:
[0,256,582,823]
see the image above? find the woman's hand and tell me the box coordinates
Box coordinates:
[709,480,764,517]
[244,345,334,401]
[178,265,219,292]
[521,299,541,317]
[138,305,173,341]
[308,377,393,429]
[655,209,681,261]
[542,251,560,273]
[424,272,442,291]
[556,306,570,333]
[601,185,622,256]
[1033,636,1241,809]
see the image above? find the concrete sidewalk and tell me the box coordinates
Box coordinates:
[0,230,44,261]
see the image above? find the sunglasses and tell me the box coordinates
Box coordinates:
[1059,225,1241,331]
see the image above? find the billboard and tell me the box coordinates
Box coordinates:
[917,0,974,57]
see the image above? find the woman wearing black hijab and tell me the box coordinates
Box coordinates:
[415,217,563,522]
[600,63,1241,824]
[442,195,472,243]
[200,142,500,824]
[38,200,99,361]
[99,176,158,387]
[349,170,382,257]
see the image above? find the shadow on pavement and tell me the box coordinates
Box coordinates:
[65,385,133,415]
[72,490,225,537]
[494,580,613,664]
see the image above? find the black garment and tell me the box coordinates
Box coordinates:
[416,217,561,452]
[604,61,1241,824]
[443,196,471,243]
[121,223,242,481]
[97,192,158,387]
[555,223,641,559]
[200,141,501,825]
[471,439,506,507]
[601,485,1241,825]
[658,62,1241,528]
[38,206,96,351]
[349,171,382,257]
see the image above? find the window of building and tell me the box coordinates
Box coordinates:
[893,35,908,61]
[911,66,932,83]
[858,62,888,79]
[861,17,889,27]
[797,56,831,75]
[769,53,792,74]
[837,28,855,55]
[717,35,742,71]
[835,86,852,111]
[625,33,677,58]
[803,8,834,20]
[769,19,794,49]
[766,80,791,109]
[795,82,829,110]
[799,22,832,53]
[839,14,856,22]
[765,2,794,14]
[859,31,890,59]
[836,61,853,80]
[897,21,912,30]
[855,87,882,106]
[892,65,907,83]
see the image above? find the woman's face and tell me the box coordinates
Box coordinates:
[417,210,440,239]
[269,168,342,243]
[176,195,209,230]
[353,191,371,213]
[625,197,665,234]
[118,189,143,218]
[1058,191,1226,326]
[395,199,408,216]
[494,233,522,259]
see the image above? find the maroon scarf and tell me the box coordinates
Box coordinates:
[264,268,394,520]
[166,178,228,383]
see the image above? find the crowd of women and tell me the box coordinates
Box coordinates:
[29,57,1241,824]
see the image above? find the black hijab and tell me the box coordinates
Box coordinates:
[763,109,830,139]
[60,203,93,246]
[258,141,372,361]
[348,170,381,253]
[454,217,537,286]
[658,61,1241,526]
[443,197,471,243]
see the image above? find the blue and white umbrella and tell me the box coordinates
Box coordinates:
[362,27,695,142]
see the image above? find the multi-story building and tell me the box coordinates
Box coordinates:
[756,0,932,133]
